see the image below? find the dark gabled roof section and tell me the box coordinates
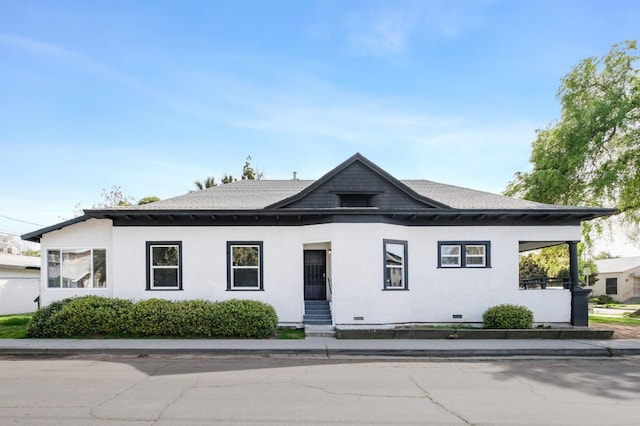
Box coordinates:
[266,153,449,210]
[21,215,91,243]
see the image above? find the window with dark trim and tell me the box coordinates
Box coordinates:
[146,241,182,290]
[438,241,491,268]
[383,239,408,290]
[605,277,618,295]
[227,241,263,290]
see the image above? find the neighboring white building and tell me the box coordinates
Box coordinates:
[593,257,640,303]
[0,250,40,315]
[23,154,615,328]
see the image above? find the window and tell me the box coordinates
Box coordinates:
[227,241,263,290]
[146,242,182,290]
[47,249,107,288]
[340,194,370,207]
[605,277,617,295]
[438,241,491,268]
[383,239,408,290]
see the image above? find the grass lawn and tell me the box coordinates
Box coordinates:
[0,315,305,339]
[0,314,32,338]
[275,327,305,339]
[589,315,640,326]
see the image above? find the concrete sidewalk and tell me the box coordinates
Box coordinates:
[1,337,640,357]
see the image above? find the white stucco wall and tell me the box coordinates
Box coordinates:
[38,220,581,325]
[39,218,113,306]
[0,268,40,315]
[592,267,640,302]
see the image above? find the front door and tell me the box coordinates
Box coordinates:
[304,250,326,300]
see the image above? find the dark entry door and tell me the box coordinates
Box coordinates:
[304,250,326,300]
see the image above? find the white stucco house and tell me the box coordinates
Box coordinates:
[22,154,615,328]
[593,257,640,303]
[0,250,40,315]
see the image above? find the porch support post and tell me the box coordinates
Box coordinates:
[568,241,579,289]
[568,241,591,326]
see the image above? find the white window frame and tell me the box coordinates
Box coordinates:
[438,241,491,268]
[439,244,461,268]
[46,248,108,289]
[227,241,263,291]
[465,245,486,268]
[147,242,182,290]
[383,239,408,290]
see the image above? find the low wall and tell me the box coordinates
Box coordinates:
[0,277,40,315]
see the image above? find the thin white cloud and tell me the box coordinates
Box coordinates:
[345,6,421,56]
[341,1,493,58]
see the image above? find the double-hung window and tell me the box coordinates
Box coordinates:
[47,248,107,288]
[383,239,408,290]
[146,242,182,290]
[438,241,490,268]
[227,241,263,290]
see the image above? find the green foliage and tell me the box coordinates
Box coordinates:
[95,185,135,208]
[193,177,217,190]
[0,314,32,338]
[27,299,70,338]
[138,196,160,205]
[210,299,278,338]
[505,40,640,240]
[590,294,615,304]
[28,296,132,337]
[519,244,598,285]
[241,155,264,180]
[27,296,278,338]
[20,249,40,257]
[482,304,533,329]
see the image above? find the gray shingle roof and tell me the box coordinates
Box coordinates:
[126,180,315,210]
[594,257,640,274]
[119,178,574,211]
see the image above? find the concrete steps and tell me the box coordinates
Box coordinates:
[304,300,332,326]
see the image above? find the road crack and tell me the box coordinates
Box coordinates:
[410,376,474,425]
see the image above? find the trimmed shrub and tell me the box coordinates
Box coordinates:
[127,298,181,337]
[482,304,533,329]
[212,299,279,338]
[27,298,70,338]
[27,296,133,337]
[27,296,278,338]
[590,294,614,305]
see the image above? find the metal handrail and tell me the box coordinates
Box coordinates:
[520,276,571,289]
[327,277,332,295]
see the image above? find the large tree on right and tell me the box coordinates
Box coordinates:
[506,41,640,242]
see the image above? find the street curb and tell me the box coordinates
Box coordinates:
[2,347,639,357]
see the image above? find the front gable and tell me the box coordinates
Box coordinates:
[267,153,448,210]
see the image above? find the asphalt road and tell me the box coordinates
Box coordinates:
[0,354,639,425]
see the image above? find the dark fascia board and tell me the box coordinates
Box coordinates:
[86,206,617,222]
[21,215,92,243]
[24,206,616,241]
[264,152,450,209]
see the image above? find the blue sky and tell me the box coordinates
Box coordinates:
[1,0,639,253]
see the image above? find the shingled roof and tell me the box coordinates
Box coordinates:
[111,178,567,211]
[22,153,616,242]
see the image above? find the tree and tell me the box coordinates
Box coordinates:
[195,155,264,187]
[138,196,160,205]
[594,251,620,260]
[505,41,640,242]
[94,185,135,208]
[241,155,263,180]
[193,177,216,191]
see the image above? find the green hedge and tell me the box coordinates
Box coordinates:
[27,296,278,338]
[482,304,533,329]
